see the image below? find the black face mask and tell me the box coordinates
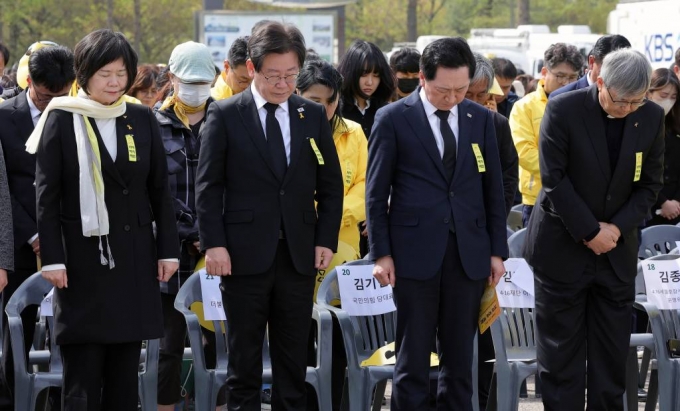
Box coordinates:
[397,78,419,94]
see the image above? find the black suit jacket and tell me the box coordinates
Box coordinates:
[523,86,665,282]
[35,104,179,344]
[0,91,39,272]
[195,88,344,276]
[491,110,519,215]
[367,90,508,281]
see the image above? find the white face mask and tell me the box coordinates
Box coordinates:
[653,98,676,116]
[177,82,211,107]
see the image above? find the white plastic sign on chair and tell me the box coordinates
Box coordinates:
[198,269,227,321]
[496,258,534,308]
[337,264,396,316]
[643,257,680,309]
[40,288,54,317]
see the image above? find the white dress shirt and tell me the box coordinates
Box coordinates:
[251,84,291,164]
[419,88,459,159]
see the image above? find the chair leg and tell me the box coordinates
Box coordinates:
[372,380,386,411]
[485,373,498,411]
[639,347,652,389]
[644,369,658,411]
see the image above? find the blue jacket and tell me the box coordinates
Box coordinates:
[549,75,589,99]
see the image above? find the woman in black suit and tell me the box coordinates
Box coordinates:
[646,68,680,226]
[28,29,179,411]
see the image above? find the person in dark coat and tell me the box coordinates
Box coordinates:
[29,29,179,411]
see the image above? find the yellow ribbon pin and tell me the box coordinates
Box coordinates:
[634,152,642,182]
[472,143,486,172]
[125,134,137,162]
[309,138,325,165]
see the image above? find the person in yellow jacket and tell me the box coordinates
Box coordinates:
[211,36,251,101]
[509,43,583,226]
[296,58,367,255]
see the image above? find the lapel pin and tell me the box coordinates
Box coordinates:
[297,107,305,119]
[123,115,127,119]
[127,125,133,130]
[634,122,639,128]
[467,113,472,118]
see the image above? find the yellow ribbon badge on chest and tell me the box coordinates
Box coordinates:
[472,143,486,172]
[309,138,325,165]
[634,152,642,182]
[125,134,137,162]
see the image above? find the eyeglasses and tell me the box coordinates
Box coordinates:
[605,87,647,108]
[548,69,579,84]
[263,73,299,85]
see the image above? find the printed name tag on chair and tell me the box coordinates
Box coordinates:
[496,258,535,308]
[643,257,680,309]
[40,288,54,317]
[337,264,396,316]
[198,269,227,321]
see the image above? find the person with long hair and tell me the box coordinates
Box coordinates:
[647,68,680,225]
[28,29,179,410]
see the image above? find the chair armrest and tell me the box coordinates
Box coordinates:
[175,306,209,372]
[312,304,333,373]
[316,302,363,370]
[634,300,670,362]
[6,316,28,382]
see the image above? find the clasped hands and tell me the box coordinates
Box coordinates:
[584,222,621,255]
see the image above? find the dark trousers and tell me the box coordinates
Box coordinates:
[0,247,38,410]
[157,292,228,405]
[477,327,495,408]
[391,233,485,411]
[221,240,315,411]
[521,205,534,228]
[61,341,142,411]
[535,255,635,411]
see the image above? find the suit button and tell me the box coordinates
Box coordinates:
[449,191,454,198]
[606,195,611,201]
[443,218,450,224]
[122,189,129,195]
[124,225,131,232]
[280,190,285,195]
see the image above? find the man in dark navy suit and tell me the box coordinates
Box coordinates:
[367,37,508,411]
[550,34,631,99]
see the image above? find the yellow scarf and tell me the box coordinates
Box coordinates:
[160,95,206,128]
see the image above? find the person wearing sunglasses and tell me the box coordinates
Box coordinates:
[0,44,74,410]
[523,49,663,411]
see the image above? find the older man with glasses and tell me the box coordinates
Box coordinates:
[522,49,663,411]
[0,42,74,410]
[509,43,583,227]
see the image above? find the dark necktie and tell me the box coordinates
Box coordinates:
[435,109,457,179]
[264,103,287,180]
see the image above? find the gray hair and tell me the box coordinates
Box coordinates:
[471,52,494,92]
[600,49,652,98]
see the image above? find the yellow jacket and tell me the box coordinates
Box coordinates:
[334,118,367,254]
[211,72,234,101]
[509,79,548,206]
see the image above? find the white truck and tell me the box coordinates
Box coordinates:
[607,0,680,69]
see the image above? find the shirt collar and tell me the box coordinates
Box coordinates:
[354,97,371,111]
[250,83,289,114]
[25,89,42,120]
[419,87,458,120]
[586,73,594,86]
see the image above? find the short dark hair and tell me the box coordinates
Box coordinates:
[227,36,249,68]
[28,46,75,93]
[74,29,138,94]
[296,59,345,132]
[0,43,9,67]
[389,47,420,74]
[420,37,476,81]
[674,47,680,69]
[305,48,322,62]
[337,40,395,107]
[544,43,584,71]
[127,64,159,97]
[591,34,631,63]
[491,57,517,79]
[248,21,306,72]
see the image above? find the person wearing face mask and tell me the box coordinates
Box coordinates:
[646,68,680,226]
[390,47,421,99]
[153,41,227,410]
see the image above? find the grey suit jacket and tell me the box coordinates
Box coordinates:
[0,141,13,271]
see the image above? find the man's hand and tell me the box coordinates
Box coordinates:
[0,269,7,292]
[31,238,40,256]
[315,246,334,270]
[373,256,396,287]
[600,222,621,241]
[585,228,618,255]
[484,98,498,112]
[42,269,68,289]
[360,221,368,237]
[205,247,232,276]
[157,260,179,282]
[489,256,504,286]
[660,200,680,220]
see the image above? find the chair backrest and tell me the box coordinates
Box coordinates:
[511,204,523,213]
[491,307,537,363]
[639,225,680,259]
[317,260,397,357]
[506,227,514,239]
[507,228,527,258]
[507,210,523,232]
[174,273,228,371]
